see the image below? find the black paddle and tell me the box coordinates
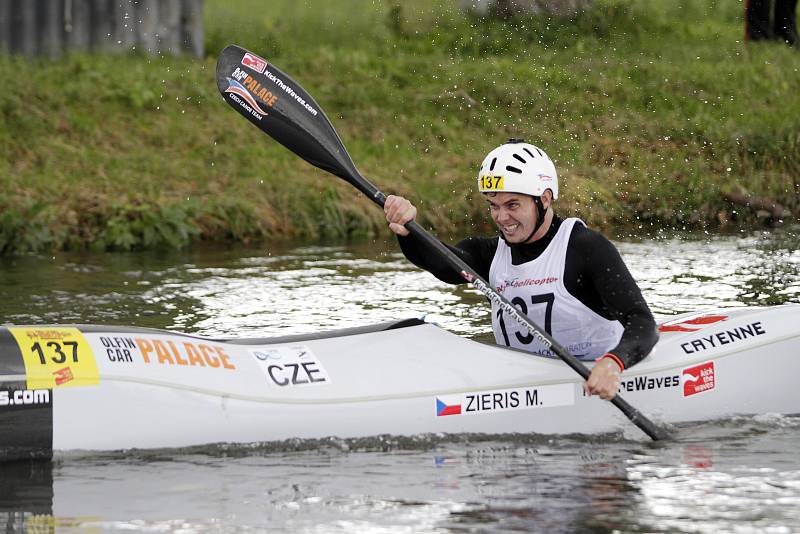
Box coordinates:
[215,45,669,441]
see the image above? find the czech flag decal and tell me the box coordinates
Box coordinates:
[436,397,461,416]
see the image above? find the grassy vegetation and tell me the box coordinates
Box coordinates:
[0,0,798,252]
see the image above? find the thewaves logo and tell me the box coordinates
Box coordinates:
[1,388,51,407]
[683,361,715,396]
[53,366,74,385]
[241,52,267,73]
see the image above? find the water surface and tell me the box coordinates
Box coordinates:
[1,228,799,533]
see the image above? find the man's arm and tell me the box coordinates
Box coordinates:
[384,194,497,283]
[570,227,658,370]
[397,234,496,284]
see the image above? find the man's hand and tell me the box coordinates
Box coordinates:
[384,195,417,236]
[584,357,622,400]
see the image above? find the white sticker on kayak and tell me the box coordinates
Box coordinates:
[250,345,330,387]
[435,383,574,417]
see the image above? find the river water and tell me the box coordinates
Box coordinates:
[1,228,799,533]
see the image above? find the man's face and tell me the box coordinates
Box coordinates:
[486,192,538,243]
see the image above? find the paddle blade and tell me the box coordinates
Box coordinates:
[216,45,372,196]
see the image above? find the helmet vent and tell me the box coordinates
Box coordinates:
[536,148,544,157]
[513,153,526,163]
[506,165,522,174]
[523,147,535,158]
[489,157,497,171]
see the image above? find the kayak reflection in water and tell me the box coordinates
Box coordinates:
[384,139,658,401]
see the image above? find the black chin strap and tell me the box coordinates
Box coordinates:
[521,196,546,243]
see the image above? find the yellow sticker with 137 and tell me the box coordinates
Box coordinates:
[480,175,504,190]
[9,327,99,389]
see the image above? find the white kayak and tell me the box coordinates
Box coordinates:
[1,305,799,460]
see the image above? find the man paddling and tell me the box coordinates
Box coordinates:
[384,139,658,401]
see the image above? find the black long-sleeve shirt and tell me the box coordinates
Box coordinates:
[398,216,658,369]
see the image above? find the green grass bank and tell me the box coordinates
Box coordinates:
[1,0,798,253]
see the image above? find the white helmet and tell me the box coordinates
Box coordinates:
[477,139,558,199]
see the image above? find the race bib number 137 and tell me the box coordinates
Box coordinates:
[9,327,99,389]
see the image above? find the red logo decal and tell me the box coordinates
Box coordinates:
[682,361,715,396]
[659,314,728,333]
[53,366,74,385]
[241,52,267,74]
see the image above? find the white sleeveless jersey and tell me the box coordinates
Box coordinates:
[489,218,624,360]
